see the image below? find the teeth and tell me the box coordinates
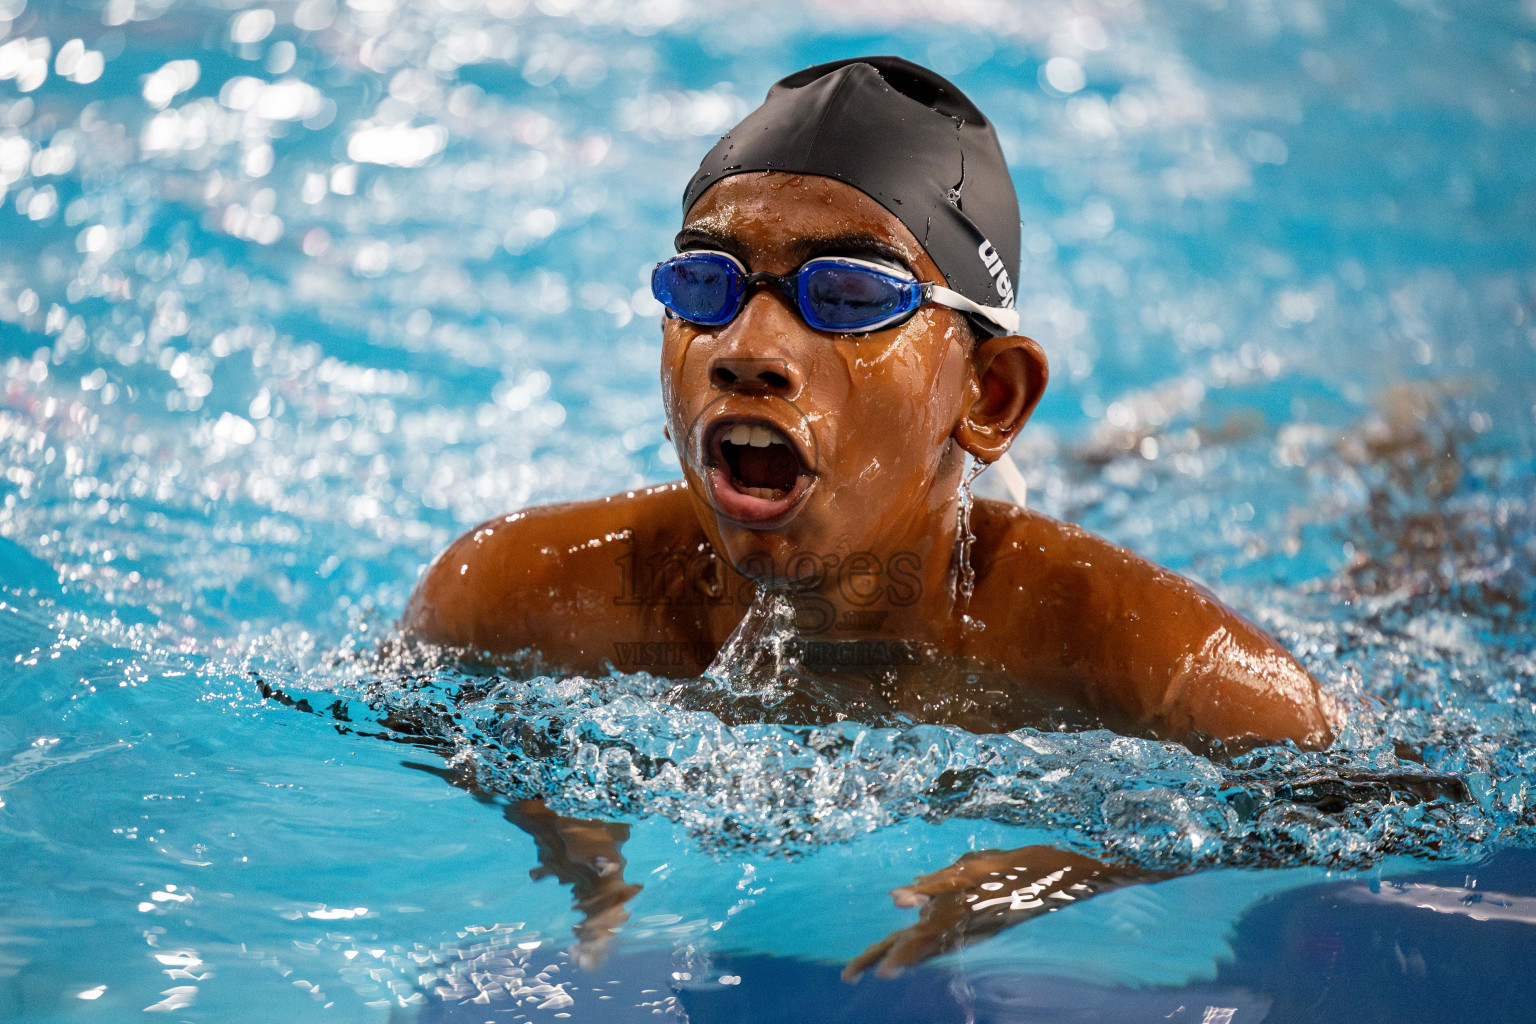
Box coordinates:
[740,486,788,500]
[723,423,788,447]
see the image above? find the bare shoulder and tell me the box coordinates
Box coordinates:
[399,481,706,654]
[969,499,1332,747]
[971,499,1214,615]
[970,499,1223,670]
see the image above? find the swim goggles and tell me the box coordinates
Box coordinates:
[651,250,1020,335]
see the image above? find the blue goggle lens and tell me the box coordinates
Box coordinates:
[799,262,916,331]
[652,253,922,333]
[651,252,744,326]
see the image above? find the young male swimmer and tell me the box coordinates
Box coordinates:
[397,57,1332,978]
[402,56,1332,751]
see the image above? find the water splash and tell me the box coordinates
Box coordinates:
[701,585,797,703]
[954,456,988,610]
[684,585,914,728]
[241,620,1523,869]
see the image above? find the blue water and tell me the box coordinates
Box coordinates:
[3,0,1536,1020]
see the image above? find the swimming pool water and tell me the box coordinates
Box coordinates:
[2,0,1535,1020]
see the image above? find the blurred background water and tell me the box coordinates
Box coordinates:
[2,0,1535,1020]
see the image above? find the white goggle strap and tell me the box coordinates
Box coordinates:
[928,283,1020,335]
[993,450,1028,507]
[830,259,1020,334]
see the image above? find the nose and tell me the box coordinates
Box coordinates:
[706,292,806,396]
[709,357,796,392]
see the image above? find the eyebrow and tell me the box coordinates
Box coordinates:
[672,228,917,275]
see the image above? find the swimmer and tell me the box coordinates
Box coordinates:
[395,57,1334,976]
[401,56,1332,751]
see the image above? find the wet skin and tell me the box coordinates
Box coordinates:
[402,172,1332,750]
[398,171,1335,976]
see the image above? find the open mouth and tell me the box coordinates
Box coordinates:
[705,418,813,525]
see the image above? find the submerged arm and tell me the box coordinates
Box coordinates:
[400,762,643,967]
[505,799,644,969]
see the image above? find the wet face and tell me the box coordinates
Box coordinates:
[661,172,978,590]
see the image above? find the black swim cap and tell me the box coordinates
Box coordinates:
[683,56,1020,337]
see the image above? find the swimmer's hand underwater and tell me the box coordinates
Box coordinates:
[400,57,1332,751]
[404,762,641,969]
[843,847,1170,981]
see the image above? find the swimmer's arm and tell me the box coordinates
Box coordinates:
[1143,605,1333,750]
[405,760,642,968]
[506,799,643,968]
[845,846,1169,980]
[993,513,1332,748]
[399,511,551,651]
[1094,560,1334,749]
[398,503,626,664]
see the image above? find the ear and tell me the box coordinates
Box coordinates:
[953,335,1049,463]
